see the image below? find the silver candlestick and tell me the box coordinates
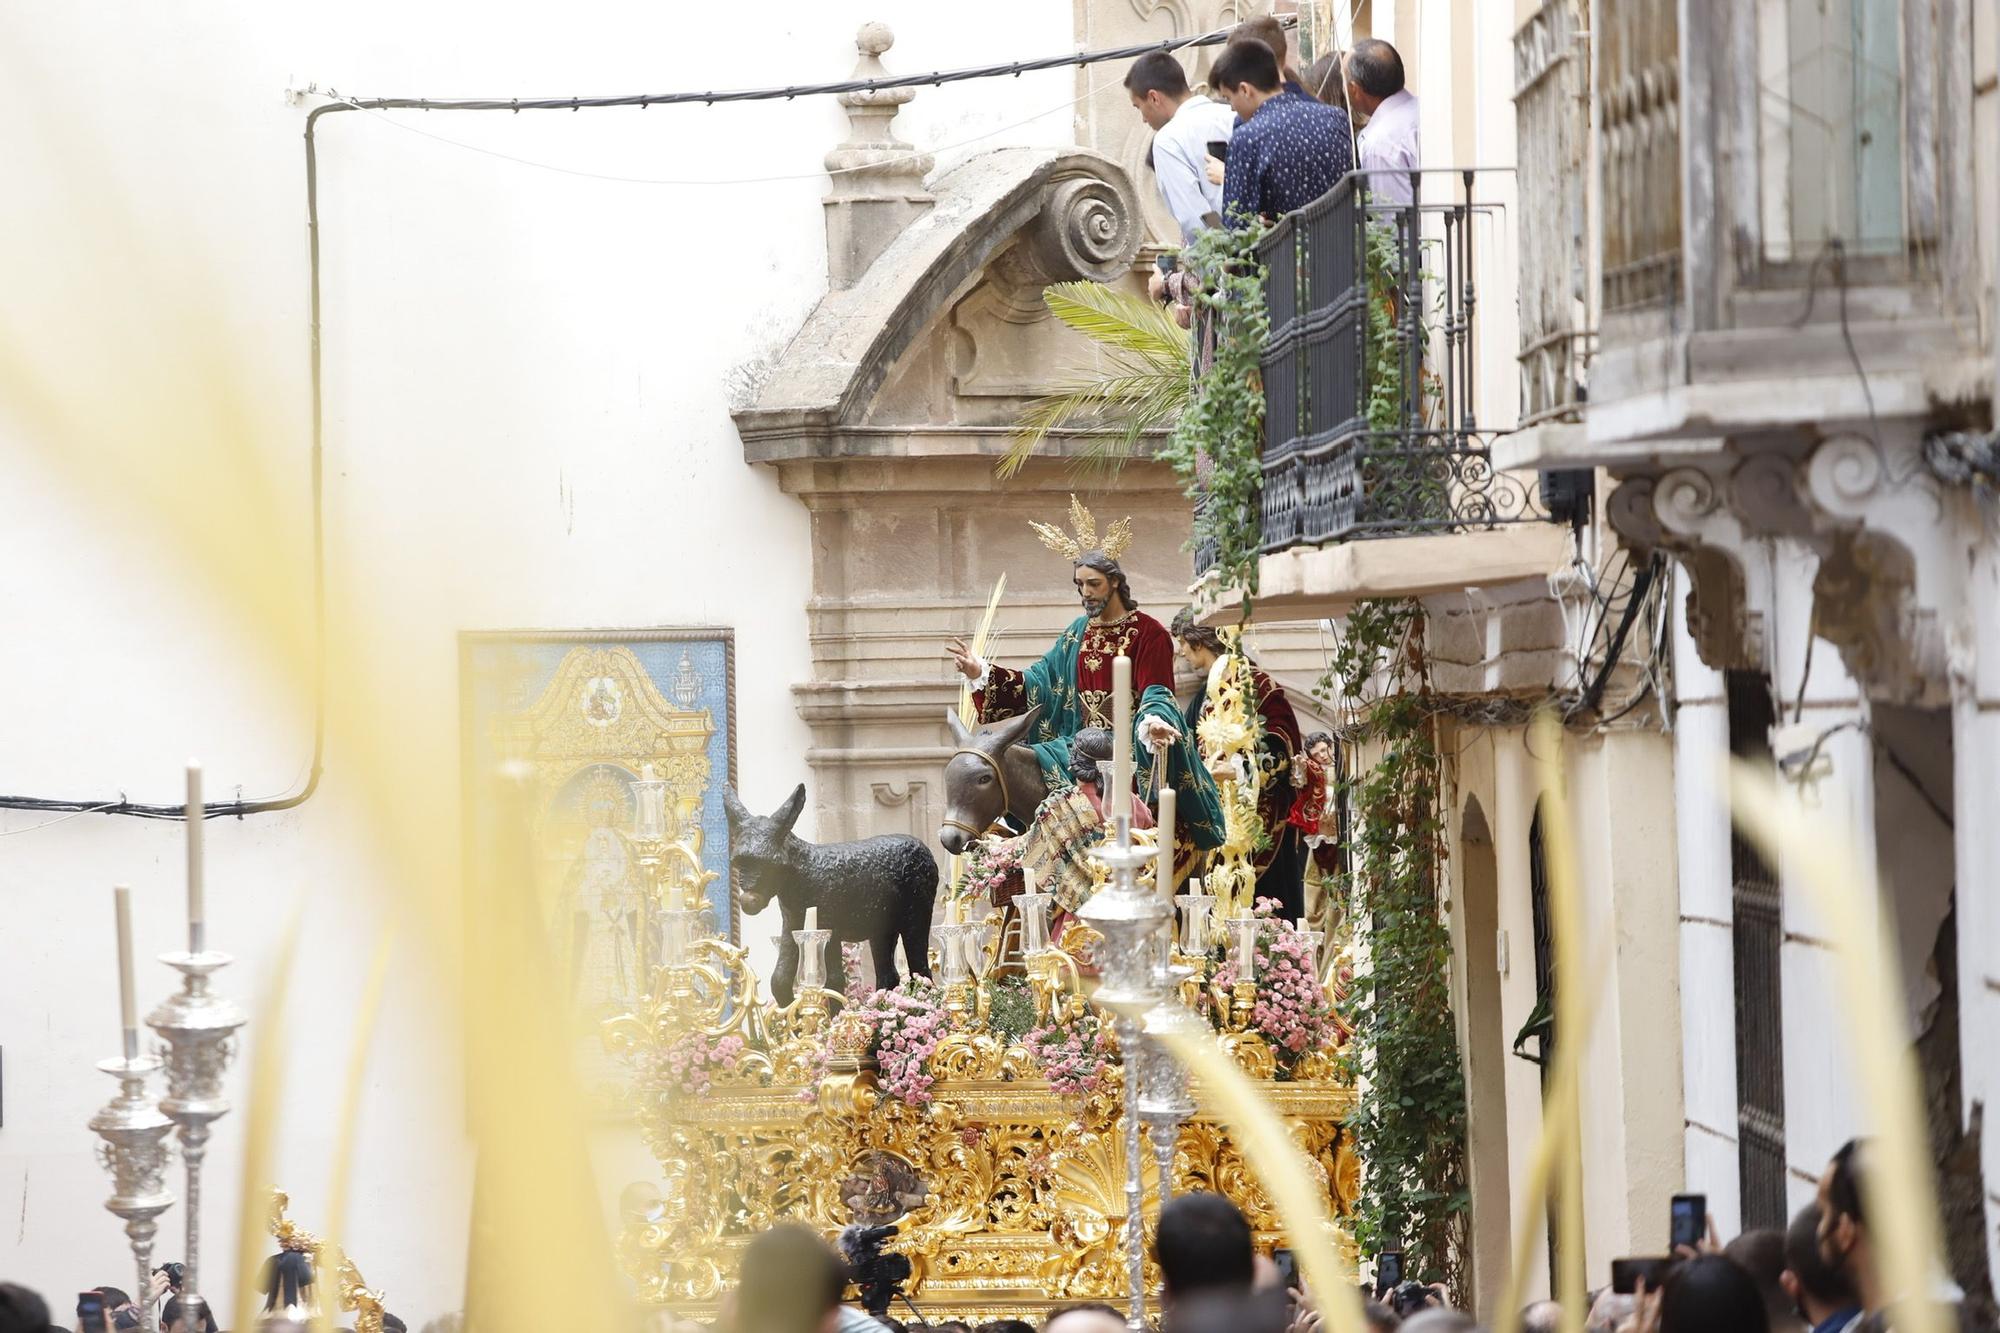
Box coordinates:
[89,1046,175,1333]
[147,950,246,1318]
[1136,935,1201,1213]
[1081,815,1174,1333]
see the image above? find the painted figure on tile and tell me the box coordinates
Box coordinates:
[940,496,1222,868]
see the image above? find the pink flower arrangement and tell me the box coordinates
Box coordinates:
[854,976,949,1107]
[1211,898,1335,1077]
[956,839,1020,906]
[654,1030,755,1100]
[1024,1013,1115,1097]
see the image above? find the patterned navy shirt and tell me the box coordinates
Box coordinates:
[1221,90,1354,225]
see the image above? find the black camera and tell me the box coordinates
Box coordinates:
[838,1223,912,1319]
[1391,1281,1437,1317]
[154,1263,187,1293]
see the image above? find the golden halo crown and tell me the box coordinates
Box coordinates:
[1030,494,1132,562]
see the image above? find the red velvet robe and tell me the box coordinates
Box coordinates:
[975,612,1178,731]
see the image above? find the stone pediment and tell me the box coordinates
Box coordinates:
[735,147,1144,464]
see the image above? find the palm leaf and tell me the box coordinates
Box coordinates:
[1000,282,1192,481]
[1042,281,1190,360]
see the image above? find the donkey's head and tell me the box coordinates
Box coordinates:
[724,782,807,916]
[937,704,1042,857]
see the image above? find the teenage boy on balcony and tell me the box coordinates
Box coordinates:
[1212,38,1352,226]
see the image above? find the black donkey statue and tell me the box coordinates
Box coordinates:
[725,783,938,1006]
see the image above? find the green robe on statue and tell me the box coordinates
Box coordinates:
[976,611,1225,850]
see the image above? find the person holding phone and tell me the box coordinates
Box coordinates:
[1123,52,1237,245]
[1209,39,1352,227]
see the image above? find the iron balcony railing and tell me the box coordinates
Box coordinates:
[1253,169,1547,557]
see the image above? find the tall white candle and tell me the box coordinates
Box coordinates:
[1156,787,1176,898]
[803,906,818,933]
[186,760,204,953]
[114,885,137,1056]
[1111,655,1132,824]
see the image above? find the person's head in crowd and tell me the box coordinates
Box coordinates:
[1155,1192,1255,1308]
[159,1297,220,1333]
[1160,1289,1288,1333]
[735,1224,848,1333]
[973,1322,1033,1333]
[1725,1228,1799,1333]
[1043,1303,1125,1333]
[1230,16,1297,87]
[1521,1299,1563,1333]
[382,1318,406,1333]
[1125,52,1197,132]
[1361,1298,1400,1332]
[0,1284,48,1333]
[933,1323,973,1333]
[1302,53,1345,105]
[1208,39,1282,123]
[1816,1138,1880,1312]
[1397,1312,1472,1333]
[1783,1202,1859,1327]
[1659,1253,1770,1333]
[1343,38,1406,117]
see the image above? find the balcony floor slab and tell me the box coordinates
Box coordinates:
[1233,524,1574,623]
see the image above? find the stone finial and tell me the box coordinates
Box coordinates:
[823,21,935,289]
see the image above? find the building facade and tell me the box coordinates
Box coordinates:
[1499,0,2000,1297]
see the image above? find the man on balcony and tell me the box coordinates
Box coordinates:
[1345,38,1420,206]
[1123,52,1238,246]
[1212,37,1353,226]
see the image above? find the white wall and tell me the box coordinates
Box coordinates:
[0,0,1071,1321]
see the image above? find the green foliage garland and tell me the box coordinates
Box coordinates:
[1155,216,1273,602]
[1324,598,1470,1294]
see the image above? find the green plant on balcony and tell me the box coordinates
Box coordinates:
[998,282,1191,482]
[1155,216,1273,601]
[1322,597,1470,1296]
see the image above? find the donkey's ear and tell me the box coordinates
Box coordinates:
[945,709,973,747]
[773,782,807,834]
[722,785,751,827]
[987,703,1044,751]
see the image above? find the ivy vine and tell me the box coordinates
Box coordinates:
[1323,598,1470,1295]
[1154,214,1272,605]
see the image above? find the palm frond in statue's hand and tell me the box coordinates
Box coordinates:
[999,281,1192,482]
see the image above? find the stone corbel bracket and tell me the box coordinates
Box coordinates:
[1801,433,1961,705]
[1649,465,1778,675]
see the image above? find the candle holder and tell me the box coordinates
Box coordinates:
[933,922,973,1025]
[147,951,246,1318]
[1080,817,1172,1332]
[89,1051,175,1333]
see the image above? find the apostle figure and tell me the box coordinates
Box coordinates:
[1169,607,1309,921]
[944,496,1223,872]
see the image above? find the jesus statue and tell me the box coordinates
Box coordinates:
[944,497,1224,871]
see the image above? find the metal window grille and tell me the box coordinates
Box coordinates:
[1727,670,1789,1230]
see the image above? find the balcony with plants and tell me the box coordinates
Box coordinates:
[1178,170,1567,621]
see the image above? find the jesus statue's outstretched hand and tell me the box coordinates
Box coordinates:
[945,636,983,681]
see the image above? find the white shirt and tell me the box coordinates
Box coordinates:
[1356,88,1420,204]
[1151,95,1240,244]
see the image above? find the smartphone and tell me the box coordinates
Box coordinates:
[78,1291,106,1329]
[1205,139,1230,164]
[1610,1256,1675,1294]
[1273,1246,1299,1292]
[1156,252,1179,276]
[1375,1249,1403,1293]
[1670,1193,1706,1250]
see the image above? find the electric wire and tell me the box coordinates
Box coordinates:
[2,20,1275,822]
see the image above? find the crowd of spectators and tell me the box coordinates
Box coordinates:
[0,1135,1976,1333]
[1131,19,1418,326]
